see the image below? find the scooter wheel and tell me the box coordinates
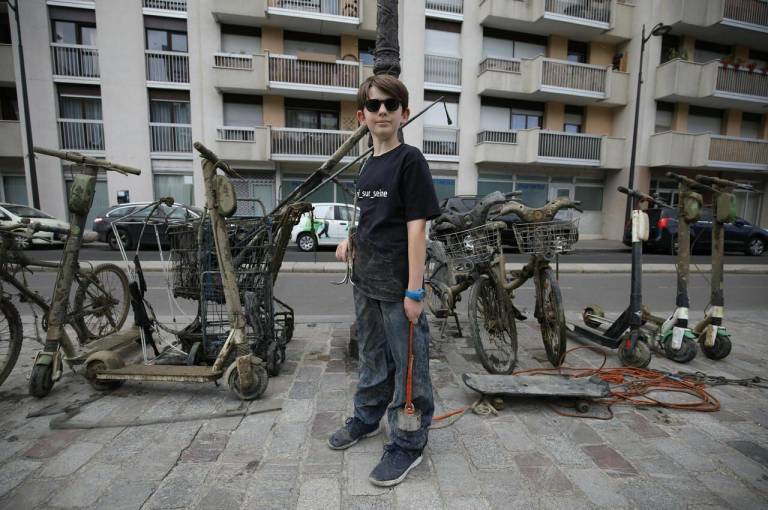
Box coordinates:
[84,359,125,391]
[618,339,652,368]
[582,305,605,329]
[699,331,732,360]
[29,363,54,399]
[664,336,698,364]
[265,343,282,377]
[186,342,206,366]
[228,363,269,401]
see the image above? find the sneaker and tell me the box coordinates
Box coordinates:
[327,417,380,450]
[368,444,423,487]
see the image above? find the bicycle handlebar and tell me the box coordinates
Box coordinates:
[665,172,705,190]
[34,146,141,175]
[695,175,754,191]
[29,222,70,236]
[497,196,583,222]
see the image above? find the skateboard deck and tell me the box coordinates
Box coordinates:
[462,373,610,398]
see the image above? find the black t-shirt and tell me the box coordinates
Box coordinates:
[351,143,441,301]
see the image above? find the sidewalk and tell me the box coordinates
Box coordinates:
[1,310,767,509]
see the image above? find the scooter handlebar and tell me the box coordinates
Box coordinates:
[34,146,141,175]
[617,186,667,207]
[665,172,702,189]
[695,174,754,191]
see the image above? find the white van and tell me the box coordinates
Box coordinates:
[290,203,359,252]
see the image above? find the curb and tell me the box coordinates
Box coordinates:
[37,261,768,275]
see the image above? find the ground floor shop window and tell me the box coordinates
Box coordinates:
[66,178,107,227]
[432,178,455,201]
[574,185,603,211]
[281,177,355,205]
[1,176,28,205]
[154,174,194,206]
[230,176,274,216]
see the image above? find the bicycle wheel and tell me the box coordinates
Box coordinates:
[537,268,566,367]
[468,275,517,374]
[74,263,130,340]
[0,298,23,387]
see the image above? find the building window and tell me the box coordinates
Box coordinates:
[0,87,18,121]
[655,102,674,133]
[221,24,261,54]
[567,41,588,64]
[693,40,730,64]
[564,105,584,133]
[154,174,194,206]
[359,39,375,65]
[742,113,762,139]
[150,99,190,124]
[284,31,340,58]
[223,94,263,128]
[432,178,455,201]
[1,176,28,205]
[688,106,723,134]
[0,6,11,45]
[52,20,97,45]
[146,29,188,52]
[481,28,547,60]
[286,99,339,130]
[574,186,603,211]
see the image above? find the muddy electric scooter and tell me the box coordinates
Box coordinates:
[567,186,662,368]
[691,175,754,360]
[636,172,704,363]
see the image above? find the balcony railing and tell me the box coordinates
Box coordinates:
[267,0,360,18]
[214,52,254,71]
[716,66,768,99]
[271,127,357,158]
[478,57,521,75]
[269,54,359,89]
[150,122,192,153]
[541,59,607,94]
[143,0,187,11]
[709,135,768,167]
[145,50,190,84]
[538,131,601,163]
[544,0,611,25]
[50,44,99,79]
[476,130,518,144]
[58,119,104,151]
[217,126,257,142]
[426,0,463,15]
[423,126,459,157]
[424,54,462,87]
[723,0,768,27]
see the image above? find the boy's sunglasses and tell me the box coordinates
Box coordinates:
[364,98,401,113]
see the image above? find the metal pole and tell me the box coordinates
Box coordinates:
[624,24,646,224]
[7,1,41,209]
[373,0,401,77]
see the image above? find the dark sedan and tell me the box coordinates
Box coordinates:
[622,207,768,256]
[93,202,203,250]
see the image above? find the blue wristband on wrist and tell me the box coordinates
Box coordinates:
[405,288,425,301]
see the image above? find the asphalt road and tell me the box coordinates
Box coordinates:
[12,273,768,328]
[24,243,768,265]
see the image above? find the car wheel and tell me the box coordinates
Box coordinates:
[297,232,317,252]
[13,235,31,250]
[746,236,765,256]
[107,229,132,251]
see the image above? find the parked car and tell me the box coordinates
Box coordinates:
[432,195,579,252]
[93,202,203,250]
[290,203,358,252]
[0,203,69,248]
[622,207,768,256]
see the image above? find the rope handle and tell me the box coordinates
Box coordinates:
[404,322,415,415]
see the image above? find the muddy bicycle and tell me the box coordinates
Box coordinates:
[426,192,581,373]
[0,222,130,387]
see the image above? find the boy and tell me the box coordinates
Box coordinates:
[327,75,441,487]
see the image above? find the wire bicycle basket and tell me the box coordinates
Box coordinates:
[437,224,503,269]
[512,218,580,255]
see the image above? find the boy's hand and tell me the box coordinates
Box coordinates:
[336,239,351,262]
[404,297,422,324]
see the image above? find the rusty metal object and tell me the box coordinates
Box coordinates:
[374,0,401,77]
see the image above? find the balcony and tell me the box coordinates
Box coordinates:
[46,0,95,9]
[216,126,271,162]
[142,0,187,18]
[268,54,359,99]
[211,0,376,35]
[150,123,192,155]
[478,0,634,42]
[0,121,22,158]
[478,56,628,106]
[475,128,625,168]
[145,50,190,89]
[58,119,105,153]
[660,0,767,46]
[424,54,462,92]
[423,126,460,161]
[0,45,14,83]
[212,52,269,94]
[426,0,464,21]
[649,131,768,172]
[655,59,768,113]
[271,127,358,161]
[50,44,99,83]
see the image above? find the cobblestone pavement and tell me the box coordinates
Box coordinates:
[1,310,767,509]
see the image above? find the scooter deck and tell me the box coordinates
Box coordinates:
[462,373,610,398]
[66,327,142,365]
[566,323,623,349]
[96,364,223,383]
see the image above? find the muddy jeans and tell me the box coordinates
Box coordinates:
[352,286,434,452]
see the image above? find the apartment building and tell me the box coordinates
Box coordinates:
[2,0,767,238]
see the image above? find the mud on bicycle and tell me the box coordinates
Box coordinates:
[425,191,582,373]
